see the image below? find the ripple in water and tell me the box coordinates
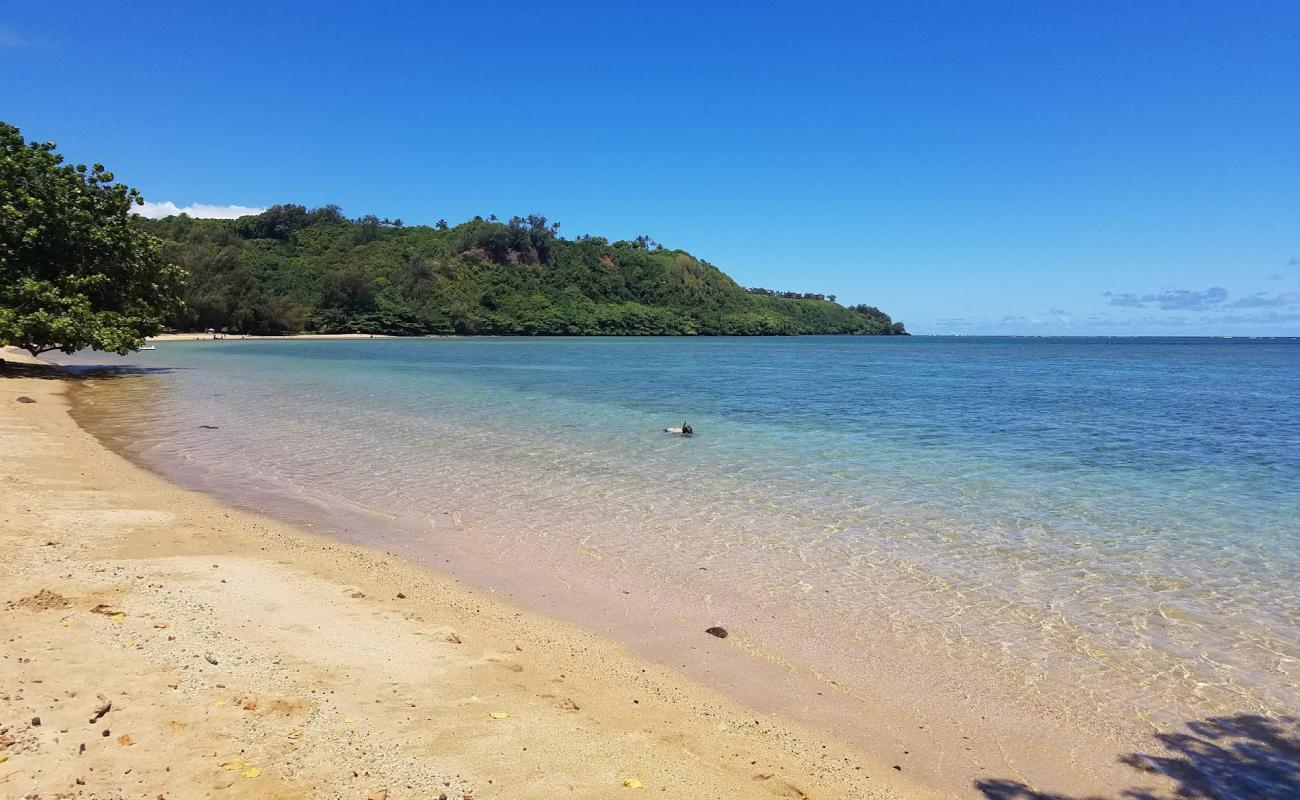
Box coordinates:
[68,336,1300,735]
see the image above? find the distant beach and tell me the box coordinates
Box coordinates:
[147,332,399,341]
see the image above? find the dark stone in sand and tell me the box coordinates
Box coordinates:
[17,396,36,403]
[31,716,41,726]
[705,626,729,639]
[199,424,219,429]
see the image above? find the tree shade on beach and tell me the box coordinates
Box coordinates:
[977,714,1300,800]
[0,122,185,356]
[139,207,906,337]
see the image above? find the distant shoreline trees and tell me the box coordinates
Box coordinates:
[0,121,905,346]
[136,204,906,337]
[745,287,829,301]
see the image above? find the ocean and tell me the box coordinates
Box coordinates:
[67,336,1300,744]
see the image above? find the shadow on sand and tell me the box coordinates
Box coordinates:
[977,714,1299,800]
[1,360,177,381]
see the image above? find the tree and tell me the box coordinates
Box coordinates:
[130,204,907,338]
[0,122,185,356]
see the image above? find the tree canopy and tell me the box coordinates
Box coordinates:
[0,122,185,356]
[141,207,906,337]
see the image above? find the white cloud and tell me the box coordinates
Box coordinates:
[134,200,266,220]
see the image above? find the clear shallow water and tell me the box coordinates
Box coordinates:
[69,337,1300,730]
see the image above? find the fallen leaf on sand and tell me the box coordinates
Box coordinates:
[59,618,71,627]
[213,700,228,707]
[287,730,304,740]
[109,613,126,621]
[488,711,510,720]
[169,721,184,733]
[117,734,134,746]
[623,778,644,789]
[153,622,169,629]
[368,791,389,800]
[0,755,8,764]
[242,767,261,778]
[89,695,112,723]
[242,701,257,711]
[220,759,247,770]
[343,716,358,723]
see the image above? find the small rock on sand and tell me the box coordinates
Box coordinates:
[705,626,729,639]
[17,396,36,403]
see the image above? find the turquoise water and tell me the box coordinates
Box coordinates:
[70,336,1300,732]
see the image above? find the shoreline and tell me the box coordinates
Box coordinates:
[2,347,1215,799]
[70,377,1168,796]
[1,361,927,799]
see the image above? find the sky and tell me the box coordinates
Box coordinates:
[3,1,1298,335]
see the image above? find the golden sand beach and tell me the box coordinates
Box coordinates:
[0,352,930,799]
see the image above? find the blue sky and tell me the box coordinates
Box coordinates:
[3,1,1298,335]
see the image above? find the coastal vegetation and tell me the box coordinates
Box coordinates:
[2,122,904,349]
[143,207,906,337]
[0,122,184,356]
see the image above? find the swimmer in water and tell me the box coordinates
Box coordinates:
[665,420,694,436]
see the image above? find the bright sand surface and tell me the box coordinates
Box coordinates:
[8,345,1248,800]
[147,333,396,342]
[1,356,937,799]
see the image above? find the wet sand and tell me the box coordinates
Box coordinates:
[2,348,1219,799]
[0,356,929,799]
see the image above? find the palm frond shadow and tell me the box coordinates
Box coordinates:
[976,714,1299,800]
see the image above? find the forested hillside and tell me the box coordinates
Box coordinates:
[139,206,906,336]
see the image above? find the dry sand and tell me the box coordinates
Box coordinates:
[1,356,934,799]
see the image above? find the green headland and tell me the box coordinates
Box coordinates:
[141,207,905,337]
